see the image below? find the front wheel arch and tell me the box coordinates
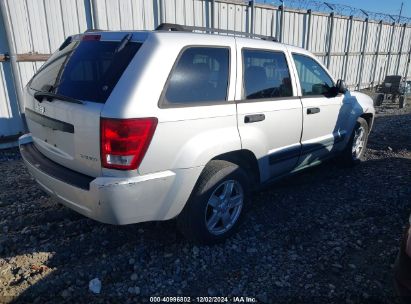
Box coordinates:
[340,116,370,166]
[210,149,260,187]
[360,113,374,131]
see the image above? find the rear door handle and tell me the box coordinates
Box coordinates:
[307,107,320,115]
[244,114,265,123]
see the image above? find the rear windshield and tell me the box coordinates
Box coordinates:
[29,38,141,103]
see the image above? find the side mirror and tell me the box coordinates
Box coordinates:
[336,79,348,94]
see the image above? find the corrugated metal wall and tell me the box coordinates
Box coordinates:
[0,4,24,148]
[1,0,411,147]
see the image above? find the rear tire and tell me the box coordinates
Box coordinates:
[177,160,249,244]
[341,117,369,166]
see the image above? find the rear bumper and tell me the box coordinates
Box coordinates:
[19,134,202,225]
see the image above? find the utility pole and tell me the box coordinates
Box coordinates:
[398,2,403,22]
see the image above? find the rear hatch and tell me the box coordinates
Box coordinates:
[25,33,142,177]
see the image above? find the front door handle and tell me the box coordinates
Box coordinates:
[244,114,265,123]
[307,107,320,115]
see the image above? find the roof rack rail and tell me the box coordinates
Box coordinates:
[155,23,278,42]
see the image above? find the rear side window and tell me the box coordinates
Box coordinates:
[292,54,334,96]
[163,47,229,105]
[29,38,141,103]
[242,49,293,100]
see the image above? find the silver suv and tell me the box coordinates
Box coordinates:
[19,25,375,244]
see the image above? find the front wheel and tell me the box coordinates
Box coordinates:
[177,160,249,244]
[341,117,369,166]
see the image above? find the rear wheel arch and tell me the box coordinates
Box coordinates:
[210,149,260,187]
[177,159,250,244]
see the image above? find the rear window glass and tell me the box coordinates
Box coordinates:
[163,47,229,105]
[29,38,141,103]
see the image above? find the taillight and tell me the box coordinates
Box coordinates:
[82,34,101,41]
[100,118,157,170]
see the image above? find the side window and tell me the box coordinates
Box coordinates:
[164,47,229,104]
[242,49,293,100]
[292,54,334,96]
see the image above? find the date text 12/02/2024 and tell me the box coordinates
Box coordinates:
[149,296,258,303]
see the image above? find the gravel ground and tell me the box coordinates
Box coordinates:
[0,104,410,304]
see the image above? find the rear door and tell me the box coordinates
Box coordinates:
[235,40,303,182]
[291,53,345,168]
[25,33,142,177]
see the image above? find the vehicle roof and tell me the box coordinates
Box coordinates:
[80,30,313,57]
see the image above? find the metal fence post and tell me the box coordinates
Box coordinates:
[84,0,96,30]
[404,33,411,81]
[326,12,334,69]
[343,15,353,81]
[0,1,26,138]
[395,23,407,75]
[279,3,285,42]
[249,1,254,35]
[306,9,312,50]
[0,1,25,116]
[371,20,383,89]
[210,0,215,29]
[270,7,275,37]
[357,17,369,89]
[385,22,396,76]
[246,0,254,34]
[159,0,164,25]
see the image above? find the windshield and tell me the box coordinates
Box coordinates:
[29,39,141,103]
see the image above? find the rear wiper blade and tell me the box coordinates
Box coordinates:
[115,34,132,53]
[33,91,83,104]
